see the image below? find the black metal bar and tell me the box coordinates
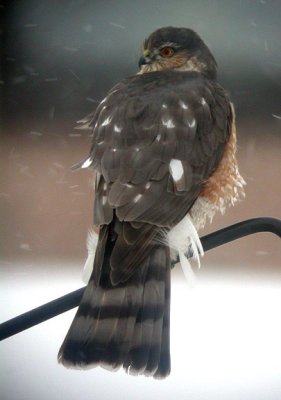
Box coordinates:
[201,217,281,252]
[1,217,280,341]
[0,288,85,341]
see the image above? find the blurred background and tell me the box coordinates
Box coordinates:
[1,1,280,399]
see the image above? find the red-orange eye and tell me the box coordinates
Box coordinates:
[160,47,174,58]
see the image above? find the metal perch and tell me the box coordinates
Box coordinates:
[0,217,280,342]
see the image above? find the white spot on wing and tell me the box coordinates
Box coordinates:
[133,194,142,203]
[169,159,184,182]
[179,100,188,110]
[114,124,122,133]
[162,118,175,129]
[156,133,161,141]
[201,97,207,105]
[81,158,92,168]
[162,104,167,109]
[189,118,196,128]
[99,105,107,114]
[101,116,112,126]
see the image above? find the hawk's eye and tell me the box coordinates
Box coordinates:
[160,47,174,58]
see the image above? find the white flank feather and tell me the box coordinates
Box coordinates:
[82,229,98,283]
[179,251,197,287]
[75,121,92,130]
[81,157,92,169]
[169,159,184,182]
[167,215,204,285]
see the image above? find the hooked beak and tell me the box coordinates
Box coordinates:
[138,49,152,68]
[138,55,152,68]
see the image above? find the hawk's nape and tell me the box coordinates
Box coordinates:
[58,27,245,379]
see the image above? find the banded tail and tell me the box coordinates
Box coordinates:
[58,222,171,378]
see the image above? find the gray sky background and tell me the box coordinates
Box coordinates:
[1,3,281,399]
[2,0,281,125]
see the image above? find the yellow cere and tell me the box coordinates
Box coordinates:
[143,49,150,57]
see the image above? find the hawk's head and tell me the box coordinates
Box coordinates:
[139,27,217,79]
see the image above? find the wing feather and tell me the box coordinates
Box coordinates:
[85,70,232,279]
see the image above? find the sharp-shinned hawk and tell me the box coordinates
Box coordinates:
[58,27,245,378]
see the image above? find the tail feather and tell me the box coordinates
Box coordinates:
[146,248,171,377]
[58,224,171,378]
[154,255,171,378]
[124,246,167,376]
